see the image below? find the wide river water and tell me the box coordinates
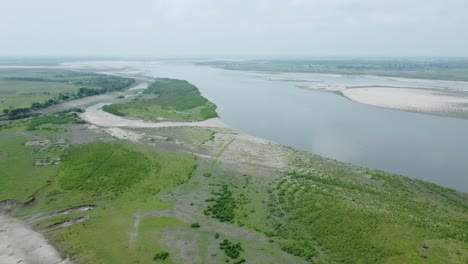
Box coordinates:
[111,62,468,192]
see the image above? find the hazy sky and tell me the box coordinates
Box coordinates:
[1,0,467,57]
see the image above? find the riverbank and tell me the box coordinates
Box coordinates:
[60,61,468,192]
[341,86,468,119]
[79,103,227,128]
[0,214,70,264]
[254,71,468,120]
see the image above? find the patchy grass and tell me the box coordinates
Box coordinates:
[0,116,76,202]
[0,134,61,202]
[14,140,197,264]
[260,155,468,264]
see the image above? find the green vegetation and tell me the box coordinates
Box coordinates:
[0,68,134,119]
[58,142,155,197]
[200,59,468,81]
[190,222,201,228]
[204,185,237,223]
[14,140,197,263]
[102,78,218,122]
[261,160,468,263]
[0,112,84,202]
[153,251,169,261]
[26,110,84,131]
[219,239,243,259]
[0,133,61,202]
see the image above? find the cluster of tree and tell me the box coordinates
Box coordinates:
[1,107,35,120]
[204,185,237,222]
[26,110,85,131]
[3,77,64,82]
[219,239,244,260]
[153,251,169,261]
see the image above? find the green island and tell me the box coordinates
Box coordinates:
[0,68,467,264]
[102,78,218,122]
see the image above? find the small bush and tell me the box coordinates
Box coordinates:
[220,239,243,259]
[153,251,169,261]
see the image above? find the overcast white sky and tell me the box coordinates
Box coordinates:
[1,0,467,57]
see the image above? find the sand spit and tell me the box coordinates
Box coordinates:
[249,71,468,119]
[79,103,228,129]
[0,214,71,264]
[342,87,468,119]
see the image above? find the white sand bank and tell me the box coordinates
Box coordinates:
[0,214,71,264]
[342,87,468,117]
[79,103,228,129]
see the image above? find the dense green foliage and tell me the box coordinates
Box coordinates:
[143,78,210,110]
[204,185,237,222]
[219,239,243,259]
[27,110,84,130]
[200,59,468,81]
[58,142,156,196]
[153,251,169,261]
[190,222,201,228]
[102,78,218,122]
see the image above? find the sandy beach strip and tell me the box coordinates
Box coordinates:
[0,214,71,264]
[79,103,228,129]
[342,87,468,118]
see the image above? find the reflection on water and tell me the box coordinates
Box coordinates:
[122,62,468,192]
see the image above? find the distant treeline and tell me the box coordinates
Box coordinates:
[3,77,65,82]
[2,75,135,119]
[200,58,468,81]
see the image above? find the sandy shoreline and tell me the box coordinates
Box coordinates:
[341,87,468,119]
[0,214,70,264]
[79,103,228,129]
[244,70,468,119]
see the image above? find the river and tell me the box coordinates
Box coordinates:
[73,61,468,192]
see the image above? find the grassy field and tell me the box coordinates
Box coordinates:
[199,59,468,81]
[31,142,197,264]
[0,112,84,202]
[267,165,468,263]
[190,146,468,264]
[0,68,134,116]
[103,78,218,122]
[4,126,198,263]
